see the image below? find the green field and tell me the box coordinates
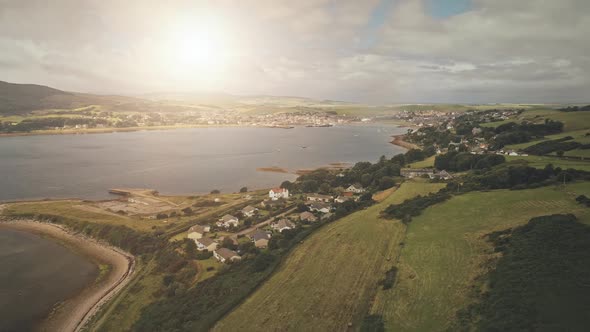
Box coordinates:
[505,155,590,171]
[215,181,445,331]
[369,182,590,331]
[407,155,435,168]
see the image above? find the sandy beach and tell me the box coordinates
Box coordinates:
[0,219,135,332]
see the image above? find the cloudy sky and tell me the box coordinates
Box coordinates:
[1,0,589,103]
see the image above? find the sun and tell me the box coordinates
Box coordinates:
[167,15,231,75]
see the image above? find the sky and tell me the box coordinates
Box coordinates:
[1,0,589,104]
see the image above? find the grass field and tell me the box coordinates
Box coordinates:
[369,182,590,331]
[1,200,160,232]
[505,155,590,171]
[407,155,435,168]
[215,181,445,331]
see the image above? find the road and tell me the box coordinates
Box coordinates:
[233,207,297,238]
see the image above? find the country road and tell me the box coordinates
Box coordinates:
[233,207,297,237]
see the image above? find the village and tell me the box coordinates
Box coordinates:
[183,182,368,265]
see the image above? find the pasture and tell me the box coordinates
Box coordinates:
[369,182,590,331]
[215,181,445,331]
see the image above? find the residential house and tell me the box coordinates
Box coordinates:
[217,214,239,228]
[400,168,435,178]
[248,230,272,248]
[241,205,258,217]
[306,193,333,203]
[271,219,295,232]
[435,170,453,180]
[321,212,333,221]
[269,187,289,200]
[345,184,365,193]
[308,202,331,214]
[300,211,318,222]
[335,195,351,203]
[187,224,211,240]
[195,237,218,252]
[214,248,241,264]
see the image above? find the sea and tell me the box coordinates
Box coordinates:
[0,125,406,201]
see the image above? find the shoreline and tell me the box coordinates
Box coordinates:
[390,134,419,150]
[0,219,135,332]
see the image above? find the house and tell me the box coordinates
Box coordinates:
[241,205,258,217]
[345,184,365,193]
[308,202,331,214]
[306,193,333,203]
[335,195,351,203]
[247,230,272,248]
[213,248,241,264]
[300,211,318,222]
[217,214,239,228]
[271,219,295,232]
[195,237,218,252]
[187,224,211,240]
[435,170,453,180]
[400,168,435,178]
[269,187,289,200]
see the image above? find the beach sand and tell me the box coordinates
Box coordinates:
[0,219,134,332]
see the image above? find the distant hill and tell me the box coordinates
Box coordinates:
[0,81,147,114]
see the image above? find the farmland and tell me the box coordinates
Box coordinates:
[215,181,445,331]
[369,182,590,331]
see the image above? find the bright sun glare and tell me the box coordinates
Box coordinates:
[168,16,230,75]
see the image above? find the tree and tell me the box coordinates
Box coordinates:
[319,182,331,194]
[360,173,373,187]
[556,150,564,157]
[184,239,197,259]
[221,237,237,250]
[280,180,293,190]
[379,176,395,190]
[239,187,248,193]
[301,180,319,193]
[181,207,193,216]
[210,189,220,194]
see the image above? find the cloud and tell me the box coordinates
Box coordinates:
[0,0,588,103]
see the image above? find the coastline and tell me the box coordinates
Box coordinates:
[390,134,419,150]
[0,219,135,332]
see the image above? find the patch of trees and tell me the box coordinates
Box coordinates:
[558,105,590,112]
[455,214,590,331]
[458,163,590,191]
[490,120,564,149]
[434,151,506,171]
[523,136,583,155]
[383,191,452,223]
[0,117,110,132]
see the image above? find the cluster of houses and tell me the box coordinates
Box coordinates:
[400,168,453,180]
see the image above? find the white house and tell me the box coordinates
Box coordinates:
[345,184,365,194]
[306,193,333,203]
[269,187,289,200]
[335,195,351,203]
[214,248,241,264]
[241,205,258,217]
[217,214,239,228]
[195,237,218,252]
[187,224,211,240]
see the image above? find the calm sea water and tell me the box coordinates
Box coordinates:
[0,228,98,331]
[0,125,405,201]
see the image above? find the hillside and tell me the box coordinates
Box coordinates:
[0,81,146,115]
[215,181,445,331]
[370,182,590,331]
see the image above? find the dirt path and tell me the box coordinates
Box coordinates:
[0,219,135,332]
[233,207,297,238]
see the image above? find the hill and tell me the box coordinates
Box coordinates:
[215,181,445,331]
[0,80,145,115]
[370,182,590,331]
